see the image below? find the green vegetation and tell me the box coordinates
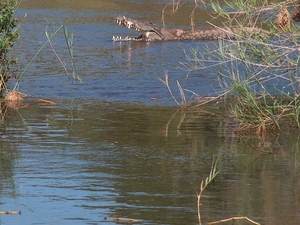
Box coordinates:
[167,0,300,134]
[0,0,19,95]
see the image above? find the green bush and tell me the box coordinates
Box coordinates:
[0,0,19,94]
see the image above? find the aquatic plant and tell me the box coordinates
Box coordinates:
[0,0,20,95]
[166,0,300,134]
[14,24,81,91]
[63,26,81,83]
[210,0,300,133]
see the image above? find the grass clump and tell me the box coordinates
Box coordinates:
[210,0,300,133]
[230,80,285,135]
[168,0,300,134]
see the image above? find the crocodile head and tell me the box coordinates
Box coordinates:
[113,15,163,41]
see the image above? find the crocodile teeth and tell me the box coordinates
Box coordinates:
[112,36,120,41]
[112,36,119,41]
[127,21,132,28]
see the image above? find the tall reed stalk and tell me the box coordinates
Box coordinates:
[63,26,81,83]
[197,157,219,225]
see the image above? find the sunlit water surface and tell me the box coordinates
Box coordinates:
[0,1,300,225]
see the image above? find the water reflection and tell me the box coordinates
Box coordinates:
[0,101,299,224]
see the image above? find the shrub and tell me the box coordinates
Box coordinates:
[0,0,19,95]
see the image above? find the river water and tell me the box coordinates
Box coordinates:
[1,0,300,225]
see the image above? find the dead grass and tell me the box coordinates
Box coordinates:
[274,6,290,31]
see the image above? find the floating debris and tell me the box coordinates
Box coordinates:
[104,217,142,223]
[0,211,21,215]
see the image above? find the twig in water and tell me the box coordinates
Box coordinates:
[208,216,261,225]
[248,143,274,154]
[0,211,21,215]
[104,217,142,223]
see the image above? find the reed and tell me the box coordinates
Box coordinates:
[13,25,64,90]
[196,157,262,225]
[63,26,81,83]
[158,71,196,108]
[171,0,300,133]
[14,24,81,91]
[197,157,219,225]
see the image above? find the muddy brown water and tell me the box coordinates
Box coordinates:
[1,0,300,225]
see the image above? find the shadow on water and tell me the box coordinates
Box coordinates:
[0,0,299,225]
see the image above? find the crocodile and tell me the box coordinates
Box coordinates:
[113,15,264,41]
